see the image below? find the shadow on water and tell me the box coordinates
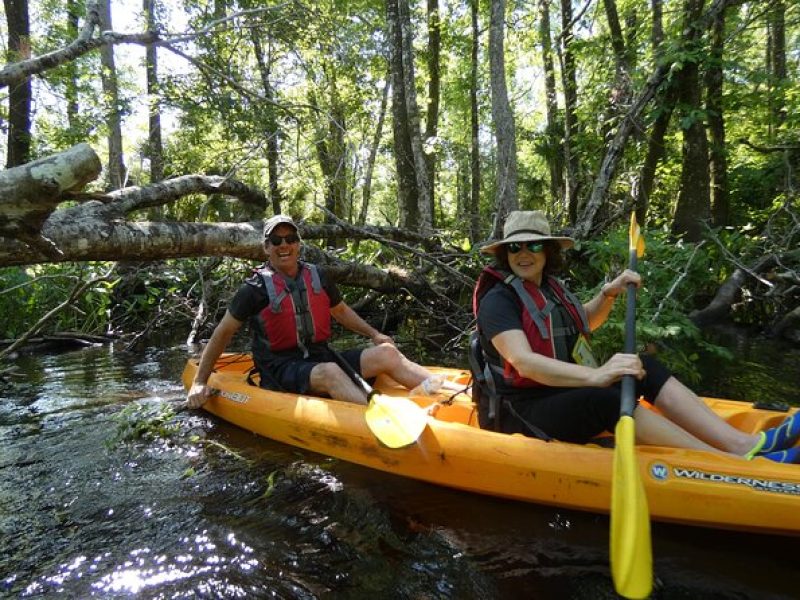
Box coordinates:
[0,335,798,599]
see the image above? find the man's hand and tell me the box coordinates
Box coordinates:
[371,332,395,346]
[186,381,212,409]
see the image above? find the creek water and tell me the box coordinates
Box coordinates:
[1,333,798,599]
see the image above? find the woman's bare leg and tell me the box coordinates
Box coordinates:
[634,405,730,455]
[652,377,759,455]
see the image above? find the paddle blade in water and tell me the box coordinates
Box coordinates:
[611,415,653,599]
[365,394,428,449]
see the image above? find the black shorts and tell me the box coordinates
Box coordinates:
[501,354,673,443]
[259,346,366,395]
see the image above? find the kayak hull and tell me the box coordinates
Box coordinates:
[182,354,800,536]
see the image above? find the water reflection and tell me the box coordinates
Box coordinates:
[1,338,798,598]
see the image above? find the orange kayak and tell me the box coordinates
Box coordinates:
[182,353,800,535]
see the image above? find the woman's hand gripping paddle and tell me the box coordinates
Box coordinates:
[328,346,428,449]
[610,213,653,599]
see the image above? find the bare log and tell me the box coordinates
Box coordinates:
[689,255,778,326]
[0,143,102,257]
[772,305,800,342]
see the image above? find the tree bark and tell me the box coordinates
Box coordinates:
[767,0,787,133]
[359,75,391,226]
[539,0,564,210]
[251,26,283,214]
[397,0,433,232]
[309,78,348,246]
[469,0,481,243]
[424,0,441,223]
[690,255,778,327]
[386,0,420,229]
[559,0,580,222]
[705,5,729,226]
[634,0,672,223]
[66,0,80,132]
[672,0,711,242]
[98,0,127,189]
[4,0,33,167]
[0,143,101,255]
[651,0,663,48]
[489,0,518,237]
[602,0,633,118]
[144,0,164,184]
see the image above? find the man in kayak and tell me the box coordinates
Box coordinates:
[472,210,800,463]
[187,214,434,408]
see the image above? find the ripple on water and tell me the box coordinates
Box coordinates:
[2,342,799,599]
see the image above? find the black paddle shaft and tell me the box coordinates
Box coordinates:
[620,250,639,418]
[328,345,375,400]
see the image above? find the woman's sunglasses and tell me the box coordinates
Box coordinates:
[507,241,544,254]
[267,233,300,246]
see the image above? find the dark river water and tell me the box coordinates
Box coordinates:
[1,332,799,599]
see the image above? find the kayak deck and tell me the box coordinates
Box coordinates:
[182,353,800,536]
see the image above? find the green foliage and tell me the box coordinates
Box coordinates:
[0,263,118,339]
[107,401,180,446]
[571,225,733,383]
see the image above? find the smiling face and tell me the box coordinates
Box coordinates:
[506,240,546,285]
[265,223,301,277]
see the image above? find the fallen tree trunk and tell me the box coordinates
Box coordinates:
[0,143,102,257]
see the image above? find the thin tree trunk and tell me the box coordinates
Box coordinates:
[634,0,671,223]
[672,0,710,242]
[634,93,674,224]
[468,0,481,243]
[251,30,283,214]
[310,79,348,247]
[539,0,564,211]
[66,0,80,133]
[705,6,729,226]
[559,0,580,222]
[359,75,391,226]
[602,0,632,123]
[651,0,663,48]
[4,0,32,168]
[144,0,163,184]
[489,0,518,237]
[398,0,433,233]
[387,0,419,229]
[424,0,441,225]
[767,0,786,134]
[98,0,127,189]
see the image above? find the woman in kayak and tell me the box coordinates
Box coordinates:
[473,210,800,463]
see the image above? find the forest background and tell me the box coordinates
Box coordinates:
[0,0,797,382]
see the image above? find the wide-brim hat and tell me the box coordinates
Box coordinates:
[263,214,298,239]
[480,210,574,254]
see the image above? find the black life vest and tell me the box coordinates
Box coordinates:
[472,266,591,388]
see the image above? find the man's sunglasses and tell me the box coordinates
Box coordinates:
[267,233,300,246]
[507,241,544,254]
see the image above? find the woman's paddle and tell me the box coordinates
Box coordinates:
[327,345,428,449]
[610,212,652,599]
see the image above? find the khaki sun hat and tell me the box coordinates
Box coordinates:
[480,210,575,254]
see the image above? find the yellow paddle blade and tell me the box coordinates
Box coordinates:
[628,212,645,258]
[364,394,428,449]
[611,415,652,599]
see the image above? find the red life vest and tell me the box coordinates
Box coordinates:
[473,266,591,388]
[255,262,332,355]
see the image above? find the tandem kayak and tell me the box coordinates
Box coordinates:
[182,353,800,536]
